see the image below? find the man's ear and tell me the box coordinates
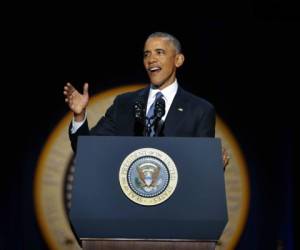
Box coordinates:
[175,53,185,68]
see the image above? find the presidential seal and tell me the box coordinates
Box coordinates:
[119,148,178,206]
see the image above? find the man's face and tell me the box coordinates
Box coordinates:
[143,37,184,89]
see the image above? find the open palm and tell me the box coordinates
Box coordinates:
[64,82,89,115]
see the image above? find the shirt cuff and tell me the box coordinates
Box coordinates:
[70,111,87,134]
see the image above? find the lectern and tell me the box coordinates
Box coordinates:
[70,136,227,250]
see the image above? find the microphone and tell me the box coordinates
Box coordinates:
[133,96,147,136]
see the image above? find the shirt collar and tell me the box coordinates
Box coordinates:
[149,80,178,104]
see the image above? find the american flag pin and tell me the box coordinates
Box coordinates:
[178,108,183,112]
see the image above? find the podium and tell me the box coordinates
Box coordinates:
[70,136,227,250]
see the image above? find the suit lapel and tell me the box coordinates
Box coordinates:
[163,86,188,136]
[137,86,150,107]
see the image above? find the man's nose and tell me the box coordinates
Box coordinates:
[148,54,158,63]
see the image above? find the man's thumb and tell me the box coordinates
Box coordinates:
[83,83,89,95]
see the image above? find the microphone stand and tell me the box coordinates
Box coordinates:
[133,98,147,136]
[154,119,164,137]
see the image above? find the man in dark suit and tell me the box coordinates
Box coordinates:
[64,32,216,154]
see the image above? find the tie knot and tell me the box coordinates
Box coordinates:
[155,92,163,100]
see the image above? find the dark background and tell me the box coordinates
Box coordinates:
[1,2,296,249]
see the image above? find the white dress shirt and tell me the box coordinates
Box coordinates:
[71,80,178,133]
[70,111,87,134]
[146,80,178,121]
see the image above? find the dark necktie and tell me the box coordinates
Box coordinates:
[146,92,163,136]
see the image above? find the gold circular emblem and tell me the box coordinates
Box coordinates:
[119,148,178,206]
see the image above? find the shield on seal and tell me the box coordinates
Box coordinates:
[137,163,160,189]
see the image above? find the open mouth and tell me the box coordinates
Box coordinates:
[148,66,162,74]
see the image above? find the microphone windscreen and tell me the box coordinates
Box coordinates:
[134,97,146,121]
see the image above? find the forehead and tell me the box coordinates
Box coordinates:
[144,37,175,51]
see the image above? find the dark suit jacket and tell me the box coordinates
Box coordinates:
[69,86,216,151]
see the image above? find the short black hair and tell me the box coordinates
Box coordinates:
[146,32,182,53]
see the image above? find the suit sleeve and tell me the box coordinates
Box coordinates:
[68,97,119,152]
[195,105,216,137]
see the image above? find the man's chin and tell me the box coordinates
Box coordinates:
[151,81,162,87]
[150,81,165,89]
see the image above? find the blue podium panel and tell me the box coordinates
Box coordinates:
[70,136,227,240]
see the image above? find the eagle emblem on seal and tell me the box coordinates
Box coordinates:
[136,163,162,192]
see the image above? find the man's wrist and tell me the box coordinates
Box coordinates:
[71,111,87,134]
[74,110,86,122]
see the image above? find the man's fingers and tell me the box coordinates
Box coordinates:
[223,153,229,162]
[66,82,74,89]
[64,82,87,114]
[83,82,89,95]
[65,82,76,94]
[64,86,73,97]
[222,147,230,170]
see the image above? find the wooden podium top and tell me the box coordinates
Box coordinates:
[81,238,217,250]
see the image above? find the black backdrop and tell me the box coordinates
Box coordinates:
[1,2,296,250]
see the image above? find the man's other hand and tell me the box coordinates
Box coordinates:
[222,147,230,170]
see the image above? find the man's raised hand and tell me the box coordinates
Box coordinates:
[63,82,89,121]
